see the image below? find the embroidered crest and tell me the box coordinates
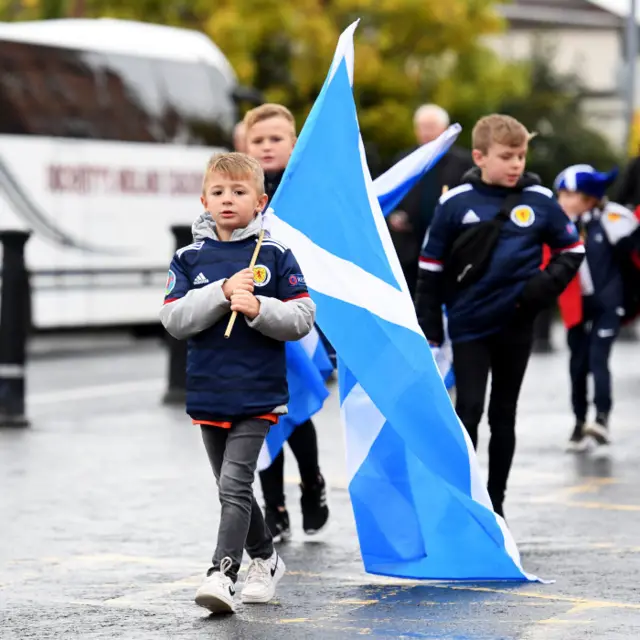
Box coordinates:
[253,265,271,287]
[510,205,535,228]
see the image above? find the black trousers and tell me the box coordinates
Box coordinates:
[567,300,620,421]
[452,320,534,509]
[259,419,320,509]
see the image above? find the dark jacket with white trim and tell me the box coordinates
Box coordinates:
[159,213,315,422]
[415,170,585,344]
[551,202,639,328]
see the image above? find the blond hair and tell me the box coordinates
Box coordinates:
[202,152,265,194]
[472,114,533,154]
[243,103,297,135]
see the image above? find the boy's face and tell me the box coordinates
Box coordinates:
[557,190,597,217]
[201,172,268,234]
[472,142,527,188]
[246,116,296,172]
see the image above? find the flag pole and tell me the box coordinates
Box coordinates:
[224,229,265,339]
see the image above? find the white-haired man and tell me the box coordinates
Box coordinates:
[388,104,473,296]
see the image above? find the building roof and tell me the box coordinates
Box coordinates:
[499,0,624,28]
[589,0,640,20]
[0,18,236,81]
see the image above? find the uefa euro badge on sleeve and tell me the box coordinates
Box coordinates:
[165,270,176,296]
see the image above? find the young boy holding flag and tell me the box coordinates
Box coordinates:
[160,152,315,613]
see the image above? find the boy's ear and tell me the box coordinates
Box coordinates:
[200,195,207,208]
[471,149,485,167]
[256,192,268,212]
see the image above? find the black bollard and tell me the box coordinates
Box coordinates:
[0,231,31,427]
[531,304,554,353]
[162,225,192,405]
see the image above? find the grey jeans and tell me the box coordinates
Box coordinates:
[200,418,274,582]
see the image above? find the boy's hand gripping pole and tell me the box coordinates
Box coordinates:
[224,229,265,339]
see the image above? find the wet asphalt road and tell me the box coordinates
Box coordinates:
[1,327,640,639]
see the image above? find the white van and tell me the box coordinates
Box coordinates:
[0,18,251,329]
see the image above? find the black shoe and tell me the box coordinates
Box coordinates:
[300,475,329,535]
[566,420,588,452]
[264,506,291,543]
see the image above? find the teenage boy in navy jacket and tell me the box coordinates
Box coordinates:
[415,114,584,518]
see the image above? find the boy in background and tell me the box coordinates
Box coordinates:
[244,104,330,541]
[554,165,633,455]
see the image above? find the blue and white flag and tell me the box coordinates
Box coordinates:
[264,21,537,581]
[258,112,461,469]
[373,128,461,218]
[257,328,332,471]
[371,121,459,390]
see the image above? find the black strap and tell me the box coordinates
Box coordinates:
[494,192,523,223]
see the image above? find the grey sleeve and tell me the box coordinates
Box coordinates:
[245,296,316,341]
[159,279,230,340]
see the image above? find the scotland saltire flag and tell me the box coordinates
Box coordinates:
[264,20,538,581]
[257,328,332,471]
[372,128,461,218]
[259,112,461,468]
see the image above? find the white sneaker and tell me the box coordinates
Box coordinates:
[585,421,612,460]
[195,557,236,614]
[241,551,285,604]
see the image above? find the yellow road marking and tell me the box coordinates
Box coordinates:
[440,585,640,612]
[564,500,640,512]
[279,618,311,623]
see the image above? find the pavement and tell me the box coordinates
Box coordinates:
[2,326,640,639]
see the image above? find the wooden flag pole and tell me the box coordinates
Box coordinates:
[224,229,265,339]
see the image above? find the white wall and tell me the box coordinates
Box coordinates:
[486,29,621,93]
[485,29,626,149]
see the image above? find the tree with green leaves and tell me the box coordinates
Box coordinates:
[0,0,529,168]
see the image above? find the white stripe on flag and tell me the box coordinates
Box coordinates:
[265,213,421,334]
[299,326,320,359]
[341,382,386,482]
